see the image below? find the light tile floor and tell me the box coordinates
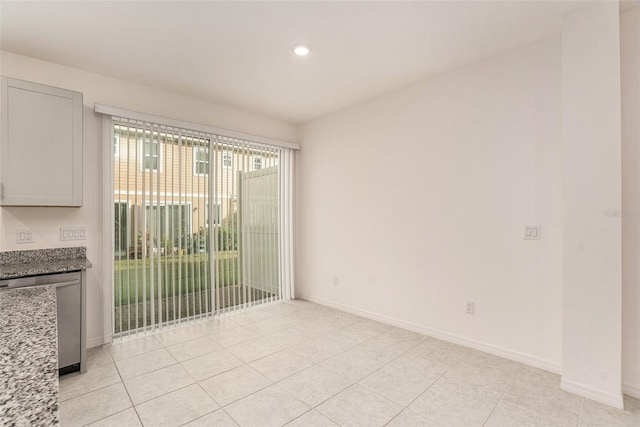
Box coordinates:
[59,300,640,426]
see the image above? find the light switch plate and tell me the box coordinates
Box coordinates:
[60,226,86,241]
[524,225,541,240]
[16,228,33,244]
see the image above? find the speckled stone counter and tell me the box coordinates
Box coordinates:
[0,286,59,426]
[0,247,91,280]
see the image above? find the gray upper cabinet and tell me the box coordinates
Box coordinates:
[1,77,83,207]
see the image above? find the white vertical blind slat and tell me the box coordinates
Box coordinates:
[208,139,215,315]
[233,139,239,311]
[213,142,220,314]
[141,122,148,332]
[278,152,286,298]
[132,123,139,335]
[269,146,276,304]
[177,130,184,323]
[171,128,177,324]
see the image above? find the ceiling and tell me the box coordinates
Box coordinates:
[0,1,633,124]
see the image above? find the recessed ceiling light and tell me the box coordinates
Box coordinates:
[293,44,311,56]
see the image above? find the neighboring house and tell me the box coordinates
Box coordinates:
[112,125,276,257]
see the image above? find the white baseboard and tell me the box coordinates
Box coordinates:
[561,379,624,409]
[623,382,640,399]
[298,294,562,374]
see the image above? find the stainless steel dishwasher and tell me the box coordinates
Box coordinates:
[0,271,86,375]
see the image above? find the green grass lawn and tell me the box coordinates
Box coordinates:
[113,252,239,307]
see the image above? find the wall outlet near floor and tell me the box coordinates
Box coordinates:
[465,301,475,315]
[60,226,87,241]
[333,276,339,287]
[16,228,33,244]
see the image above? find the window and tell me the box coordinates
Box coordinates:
[206,202,221,227]
[193,146,209,175]
[253,156,263,170]
[140,138,161,171]
[145,203,192,246]
[222,150,233,168]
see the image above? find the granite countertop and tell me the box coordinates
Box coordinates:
[0,247,91,280]
[0,286,59,426]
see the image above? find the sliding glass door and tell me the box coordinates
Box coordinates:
[111,119,290,336]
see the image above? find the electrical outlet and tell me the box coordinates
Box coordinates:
[60,226,87,241]
[524,225,541,240]
[333,276,339,287]
[465,301,475,315]
[16,228,33,244]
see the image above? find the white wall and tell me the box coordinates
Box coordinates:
[621,7,640,399]
[296,37,564,372]
[0,50,297,347]
[560,2,623,408]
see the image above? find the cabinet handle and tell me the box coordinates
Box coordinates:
[0,182,3,200]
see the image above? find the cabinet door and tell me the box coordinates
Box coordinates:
[1,77,83,206]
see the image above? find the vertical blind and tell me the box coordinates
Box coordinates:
[110,115,294,337]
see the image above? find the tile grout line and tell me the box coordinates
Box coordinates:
[232,317,363,369]
[140,333,241,426]
[382,364,452,426]
[74,355,143,426]
[193,380,241,426]
[576,397,584,427]
[306,334,429,424]
[217,403,242,426]
[285,326,417,420]
[288,322,400,372]
[481,363,523,427]
[180,326,293,427]
[81,407,139,427]
[250,311,497,423]
[348,336,424,385]
[281,408,316,426]
[113,351,146,427]
[176,407,240,427]
[113,346,188,425]
[106,336,164,363]
[58,362,120,402]
[165,312,333,360]
[59,381,123,405]
[116,347,180,381]
[192,338,313,426]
